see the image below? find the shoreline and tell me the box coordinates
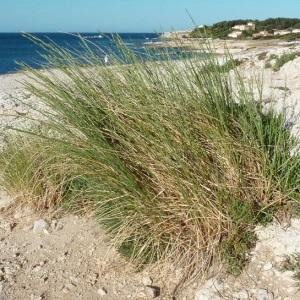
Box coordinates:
[144,38,293,55]
[0,39,291,79]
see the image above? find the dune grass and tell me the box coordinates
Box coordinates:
[1,33,300,282]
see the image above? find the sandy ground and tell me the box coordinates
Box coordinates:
[1,39,300,299]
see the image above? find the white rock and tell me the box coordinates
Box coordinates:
[254,288,274,300]
[195,277,224,300]
[64,283,76,291]
[32,219,48,234]
[206,278,224,292]
[286,286,298,293]
[33,266,42,272]
[235,289,249,299]
[51,220,58,228]
[142,276,153,286]
[263,262,273,271]
[144,286,160,298]
[195,288,214,300]
[98,288,107,296]
[136,292,147,298]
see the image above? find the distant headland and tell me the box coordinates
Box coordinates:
[161,17,300,41]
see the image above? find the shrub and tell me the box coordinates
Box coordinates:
[264,61,272,69]
[1,34,300,283]
[282,253,300,290]
[274,53,296,71]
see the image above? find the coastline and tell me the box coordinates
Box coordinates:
[145,38,290,55]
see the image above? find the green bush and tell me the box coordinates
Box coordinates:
[274,53,297,71]
[264,61,272,69]
[1,33,300,281]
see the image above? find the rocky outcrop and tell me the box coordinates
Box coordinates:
[160,30,192,39]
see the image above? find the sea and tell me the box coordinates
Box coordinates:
[0,32,165,75]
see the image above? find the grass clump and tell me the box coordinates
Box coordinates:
[1,33,300,283]
[274,53,297,71]
[282,253,300,290]
[264,53,277,69]
[264,52,298,71]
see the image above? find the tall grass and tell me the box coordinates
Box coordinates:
[1,33,300,283]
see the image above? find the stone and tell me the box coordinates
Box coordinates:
[65,283,76,290]
[142,276,153,286]
[33,266,42,272]
[144,286,160,298]
[204,278,224,293]
[195,277,225,300]
[87,272,98,285]
[195,288,214,300]
[136,291,147,297]
[235,290,249,299]
[51,220,57,229]
[263,262,273,271]
[98,288,107,296]
[32,219,48,234]
[255,289,274,300]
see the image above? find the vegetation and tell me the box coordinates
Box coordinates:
[282,253,300,290]
[1,34,300,283]
[265,52,299,71]
[274,53,297,71]
[190,17,300,39]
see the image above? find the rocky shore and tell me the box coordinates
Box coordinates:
[1,39,300,299]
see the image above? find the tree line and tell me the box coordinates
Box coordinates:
[189,18,300,39]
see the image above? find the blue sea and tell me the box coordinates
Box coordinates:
[0,32,162,75]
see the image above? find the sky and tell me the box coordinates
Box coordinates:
[0,0,299,33]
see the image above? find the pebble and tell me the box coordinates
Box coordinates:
[32,266,42,272]
[263,262,273,271]
[98,288,107,296]
[142,276,153,286]
[234,289,249,299]
[87,272,98,285]
[195,288,215,300]
[64,282,76,290]
[51,220,57,229]
[254,288,274,300]
[144,286,160,298]
[32,219,48,234]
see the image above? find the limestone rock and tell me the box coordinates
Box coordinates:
[98,288,107,296]
[32,219,48,234]
[144,285,160,298]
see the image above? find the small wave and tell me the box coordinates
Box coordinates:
[84,35,103,39]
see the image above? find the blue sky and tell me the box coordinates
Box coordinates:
[1,0,299,33]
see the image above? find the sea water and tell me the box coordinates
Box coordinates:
[0,32,161,75]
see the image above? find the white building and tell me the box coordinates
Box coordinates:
[228,31,243,38]
[274,30,291,35]
[253,30,273,38]
[232,22,255,31]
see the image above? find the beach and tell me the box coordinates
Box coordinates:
[1,40,300,299]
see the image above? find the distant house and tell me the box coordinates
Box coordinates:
[232,22,255,31]
[228,31,243,38]
[292,28,300,33]
[274,29,291,35]
[253,30,273,38]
